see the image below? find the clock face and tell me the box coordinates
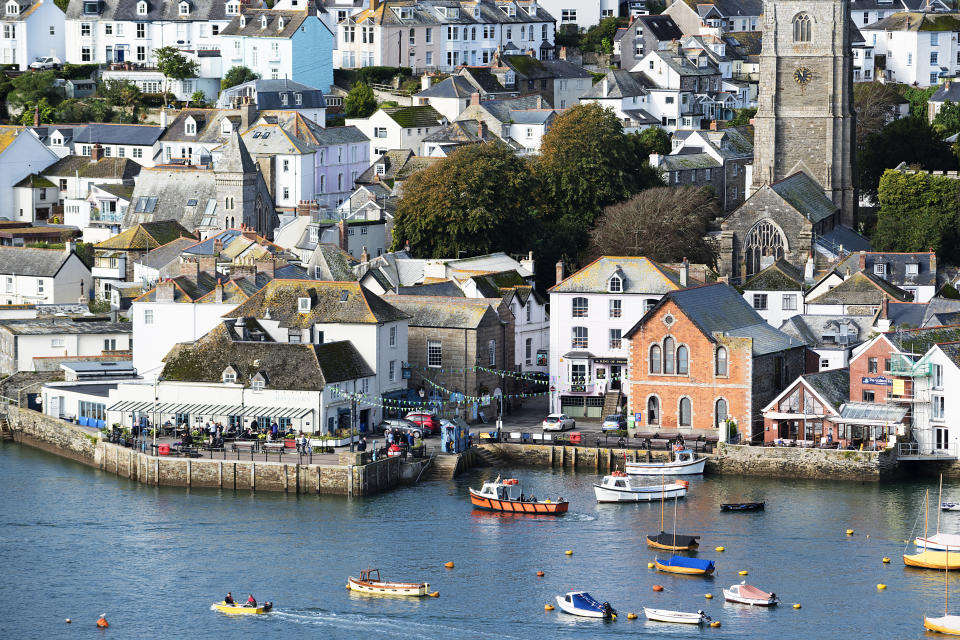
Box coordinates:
[794,66,812,86]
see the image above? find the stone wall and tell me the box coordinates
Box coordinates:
[711,442,898,481]
[484,442,674,471]
[8,404,97,465]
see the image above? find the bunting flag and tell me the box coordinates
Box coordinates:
[405,362,550,383]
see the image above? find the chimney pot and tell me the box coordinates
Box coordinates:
[555,260,564,285]
[90,143,103,162]
[680,257,689,287]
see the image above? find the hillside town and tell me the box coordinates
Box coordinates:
[0,0,959,472]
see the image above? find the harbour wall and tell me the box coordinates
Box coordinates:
[5,405,402,495]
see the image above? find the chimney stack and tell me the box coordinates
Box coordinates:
[179,258,200,279]
[240,99,257,132]
[156,279,175,303]
[404,239,411,253]
[361,246,369,262]
[476,118,485,139]
[90,143,103,162]
[33,104,39,127]
[536,95,543,109]
[338,218,348,251]
[470,92,481,106]
[804,253,814,284]
[215,278,224,304]
[520,250,534,276]
[255,258,275,279]
[421,74,433,91]
[197,254,216,274]
[160,108,168,129]
[680,257,689,287]
[859,250,866,271]
[64,240,75,256]
[241,225,257,241]
[559,46,567,60]
[555,260,564,285]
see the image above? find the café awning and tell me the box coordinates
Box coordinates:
[107,400,312,419]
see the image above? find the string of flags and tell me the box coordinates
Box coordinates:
[407,363,549,383]
[419,374,551,404]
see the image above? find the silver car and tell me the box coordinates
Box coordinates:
[542,413,575,431]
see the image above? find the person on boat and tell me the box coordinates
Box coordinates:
[246,594,257,608]
[224,592,234,604]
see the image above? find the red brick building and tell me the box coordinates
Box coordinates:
[625,282,805,443]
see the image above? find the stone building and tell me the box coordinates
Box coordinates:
[624,282,806,443]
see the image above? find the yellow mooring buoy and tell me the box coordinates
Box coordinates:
[544,604,554,611]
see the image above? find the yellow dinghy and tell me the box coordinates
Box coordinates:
[347,568,430,597]
[904,550,960,570]
[925,615,960,635]
[212,601,273,615]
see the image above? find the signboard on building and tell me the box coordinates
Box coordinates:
[634,412,642,424]
[862,376,893,386]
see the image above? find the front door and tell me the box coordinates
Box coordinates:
[610,365,622,391]
[936,427,950,452]
[778,421,790,440]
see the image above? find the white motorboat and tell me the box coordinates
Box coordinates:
[722,581,778,606]
[643,607,708,624]
[555,592,616,619]
[593,473,687,503]
[943,502,960,512]
[626,449,706,476]
[916,532,960,552]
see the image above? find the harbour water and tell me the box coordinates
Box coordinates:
[0,441,954,639]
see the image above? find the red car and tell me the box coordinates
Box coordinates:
[404,412,440,436]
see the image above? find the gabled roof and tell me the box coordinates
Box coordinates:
[768,172,839,225]
[865,11,960,33]
[762,367,849,415]
[215,131,257,173]
[836,251,936,288]
[501,55,591,80]
[580,69,651,100]
[220,8,313,38]
[806,270,912,306]
[778,314,874,349]
[382,105,445,127]
[135,237,198,270]
[550,256,687,294]
[886,324,960,355]
[71,124,164,146]
[0,246,77,277]
[416,75,478,99]
[41,155,141,180]
[95,221,194,251]
[742,259,804,292]
[384,294,502,329]
[634,14,683,41]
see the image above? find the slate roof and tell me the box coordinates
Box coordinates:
[626,282,802,355]
[0,317,130,336]
[501,56,591,80]
[778,315,874,349]
[221,9,312,38]
[648,48,721,77]
[635,14,683,41]
[424,120,488,145]
[837,251,936,288]
[468,270,526,297]
[310,244,360,282]
[355,0,555,27]
[136,237,199,270]
[865,11,960,33]
[66,0,231,21]
[72,124,164,146]
[550,256,686,294]
[161,322,373,389]
[801,368,850,412]
[935,341,960,369]
[889,302,929,328]
[223,279,408,326]
[40,155,141,180]
[886,324,960,355]
[383,105,445,127]
[161,108,240,145]
[395,281,465,297]
[220,79,327,110]
[416,75,477,99]
[215,131,258,173]
[95,221,194,251]
[0,246,76,277]
[817,225,873,254]
[657,152,720,171]
[242,122,315,155]
[742,259,804,292]
[384,295,502,329]
[921,298,960,327]
[457,67,510,95]
[580,69,651,100]
[356,149,438,184]
[93,183,135,201]
[807,270,912,306]
[769,172,839,225]
[710,0,763,17]
[931,80,960,103]
[135,272,220,302]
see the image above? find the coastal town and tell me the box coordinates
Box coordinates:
[6,0,960,635]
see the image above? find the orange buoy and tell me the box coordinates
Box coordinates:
[430,591,440,597]
[444,561,455,569]
[536,571,545,577]
[652,585,664,592]
[544,604,554,611]
[96,614,109,628]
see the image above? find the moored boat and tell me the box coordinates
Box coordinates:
[655,555,715,576]
[555,591,617,619]
[643,607,708,624]
[925,615,960,635]
[916,533,960,552]
[626,449,706,476]
[594,473,687,503]
[904,550,960,570]
[723,581,777,606]
[943,503,960,512]
[212,601,273,615]
[721,502,765,512]
[647,531,700,551]
[469,477,568,515]
[347,568,429,597]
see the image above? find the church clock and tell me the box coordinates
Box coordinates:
[793,66,813,86]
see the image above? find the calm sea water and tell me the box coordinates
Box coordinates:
[0,442,955,639]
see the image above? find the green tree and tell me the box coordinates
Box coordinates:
[152,46,199,97]
[221,65,260,90]
[55,98,92,123]
[933,100,960,138]
[874,170,960,261]
[535,103,641,227]
[7,70,59,112]
[98,79,141,121]
[634,126,671,155]
[390,143,538,257]
[580,17,622,53]
[588,186,719,265]
[857,117,957,200]
[727,108,757,127]
[18,98,55,125]
[344,82,377,118]
[189,90,209,107]
[896,84,937,120]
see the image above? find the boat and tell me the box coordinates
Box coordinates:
[347,568,429,597]
[626,448,706,476]
[643,607,708,624]
[555,592,617,619]
[469,477,568,515]
[647,473,699,550]
[943,503,960,512]
[593,472,687,503]
[655,555,715,576]
[916,533,960,552]
[905,550,960,570]
[212,601,273,615]
[911,479,960,564]
[723,581,778,606]
[925,492,960,636]
[721,502,765,512]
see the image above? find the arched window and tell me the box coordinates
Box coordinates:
[677,345,689,375]
[743,218,788,278]
[649,344,661,373]
[716,347,728,376]
[715,398,727,428]
[647,396,659,425]
[572,296,588,317]
[679,397,692,427]
[663,337,675,373]
[793,13,811,42]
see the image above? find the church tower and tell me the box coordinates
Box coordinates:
[751,0,856,224]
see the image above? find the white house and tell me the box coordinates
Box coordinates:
[505,284,549,374]
[912,342,960,458]
[0,315,131,374]
[578,70,659,133]
[0,245,92,307]
[0,127,58,220]
[0,0,65,70]
[836,251,938,304]
[217,78,328,125]
[741,259,806,328]
[863,12,960,86]
[547,256,693,417]
[346,105,446,164]
[537,0,617,31]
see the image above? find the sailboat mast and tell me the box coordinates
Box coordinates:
[659,472,665,532]
[939,474,944,535]
[672,488,678,545]
[927,489,930,540]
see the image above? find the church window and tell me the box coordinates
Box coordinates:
[743,219,787,279]
[792,13,811,42]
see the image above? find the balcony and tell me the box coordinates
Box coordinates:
[885,353,930,377]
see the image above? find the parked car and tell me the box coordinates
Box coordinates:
[29,56,60,70]
[404,411,440,435]
[377,418,426,440]
[542,413,575,431]
[601,415,627,432]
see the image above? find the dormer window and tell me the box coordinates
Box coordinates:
[221,119,232,134]
[251,372,266,391]
[375,163,385,176]
[874,262,886,276]
[294,92,302,105]
[178,1,189,16]
[527,4,536,15]
[396,7,412,19]
[222,366,237,384]
[239,14,246,27]
[906,263,919,276]
[136,0,147,15]
[260,15,267,29]
[438,6,459,18]
[83,0,99,15]
[608,274,622,293]
[5,1,18,15]
[185,116,197,135]
[51,134,61,145]
[474,7,480,17]
[278,16,284,30]
[298,296,311,312]
[225,0,239,15]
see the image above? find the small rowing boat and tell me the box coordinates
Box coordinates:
[721,502,765,511]
[212,601,273,615]
[594,473,687,503]
[723,581,778,606]
[347,568,429,597]
[904,549,960,570]
[943,503,960,512]
[643,607,708,624]
[469,477,568,515]
[555,591,617,619]
[655,555,715,576]
[925,615,960,635]
[626,449,706,476]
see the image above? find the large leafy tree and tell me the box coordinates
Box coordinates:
[7,70,59,112]
[153,46,199,97]
[857,116,957,200]
[588,186,718,265]
[874,170,960,261]
[535,103,642,227]
[933,100,960,138]
[390,143,538,257]
[344,82,377,118]
[221,65,260,90]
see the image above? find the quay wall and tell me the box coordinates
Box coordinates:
[6,405,401,495]
[481,443,674,471]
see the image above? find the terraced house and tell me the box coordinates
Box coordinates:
[337,0,556,71]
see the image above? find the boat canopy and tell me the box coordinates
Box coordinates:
[648,532,699,547]
[661,555,715,572]
[569,592,605,613]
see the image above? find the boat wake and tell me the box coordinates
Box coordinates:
[270,609,523,639]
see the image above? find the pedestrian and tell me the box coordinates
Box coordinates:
[386,429,393,445]
[357,436,367,452]
[300,432,309,454]
[271,422,278,440]
[408,431,415,448]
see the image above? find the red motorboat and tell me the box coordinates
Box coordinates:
[469,477,568,515]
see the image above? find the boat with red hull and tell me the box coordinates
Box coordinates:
[469,478,568,515]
